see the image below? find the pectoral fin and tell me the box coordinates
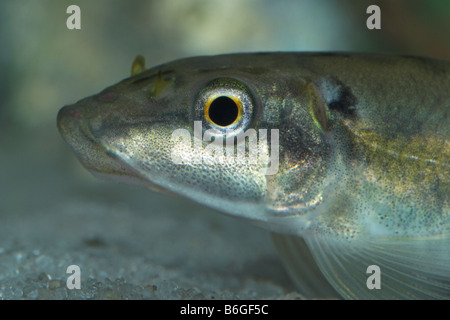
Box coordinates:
[271,233,340,299]
[304,234,450,299]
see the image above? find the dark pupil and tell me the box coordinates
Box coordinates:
[208,96,238,126]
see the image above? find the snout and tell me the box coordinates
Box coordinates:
[57,102,149,186]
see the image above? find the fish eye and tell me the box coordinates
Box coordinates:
[205,95,241,127]
[195,78,254,137]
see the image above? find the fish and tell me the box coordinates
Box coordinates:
[57,52,449,299]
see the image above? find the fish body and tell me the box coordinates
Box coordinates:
[57,53,449,299]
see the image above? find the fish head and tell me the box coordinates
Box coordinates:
[57,54,333,231]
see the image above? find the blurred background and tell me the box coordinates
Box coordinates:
[0,0,448,299]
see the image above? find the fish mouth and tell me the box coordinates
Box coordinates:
[57,103,150,187]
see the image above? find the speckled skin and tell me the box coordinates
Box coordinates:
[57,53,449,298]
